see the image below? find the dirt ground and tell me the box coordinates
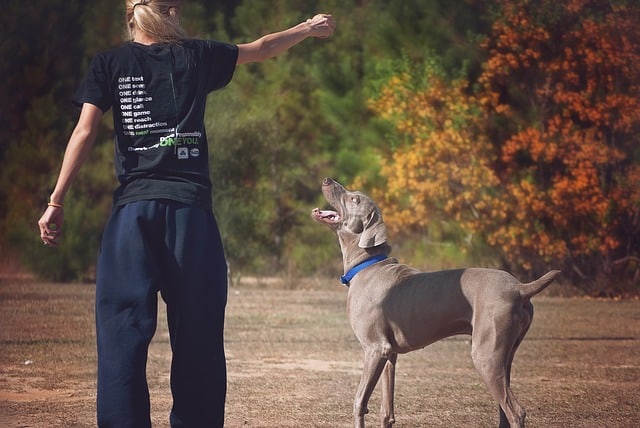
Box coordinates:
[0,278,638,427]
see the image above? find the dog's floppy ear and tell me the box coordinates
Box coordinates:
[358,209,387,248]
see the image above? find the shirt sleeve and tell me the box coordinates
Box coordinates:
[72,53,113,112]
[203,40,239,93]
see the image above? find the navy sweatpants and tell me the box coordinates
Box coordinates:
[95,200,228,428]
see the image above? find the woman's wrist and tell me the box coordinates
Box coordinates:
[49,193,65,208]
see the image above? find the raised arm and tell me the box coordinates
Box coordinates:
[38,103,103,246]
[237,14,336,65]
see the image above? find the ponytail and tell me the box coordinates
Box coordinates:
[126,0,187,43]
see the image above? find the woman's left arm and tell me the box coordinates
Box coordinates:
[38,103,103,246]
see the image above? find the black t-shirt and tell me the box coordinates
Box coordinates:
[73,40,238,208]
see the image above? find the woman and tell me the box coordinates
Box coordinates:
[37,1,335,426]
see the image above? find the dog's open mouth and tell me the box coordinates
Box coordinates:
[312,208,342,224]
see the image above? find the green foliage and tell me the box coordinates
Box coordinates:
[1,0,85,245]
[6,0,634,295]
[0,0,493,280]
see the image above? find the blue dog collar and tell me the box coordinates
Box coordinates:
[340,254,388,286]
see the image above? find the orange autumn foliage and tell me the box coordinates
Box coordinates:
[481,0,640,281]
[367,0,640,288]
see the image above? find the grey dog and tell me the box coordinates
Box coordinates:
[312,178,560,428]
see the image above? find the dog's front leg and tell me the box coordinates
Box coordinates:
[380,353,397,428]
[354,347,390,428]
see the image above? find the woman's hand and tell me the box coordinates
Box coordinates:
[38,205,64,247]
[306,14,336,39]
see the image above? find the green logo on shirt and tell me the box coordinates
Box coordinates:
[159,136,200,147]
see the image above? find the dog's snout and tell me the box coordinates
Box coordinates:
[323,177,335,186]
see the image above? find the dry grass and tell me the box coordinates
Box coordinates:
[1,279,639,427]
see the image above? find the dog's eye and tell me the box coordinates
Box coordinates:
[351,197,359,205]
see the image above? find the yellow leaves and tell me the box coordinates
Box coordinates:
[366,65,501,241]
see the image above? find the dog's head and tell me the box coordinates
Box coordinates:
[312,178,387,249]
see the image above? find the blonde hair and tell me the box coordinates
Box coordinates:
[126,0,187,43]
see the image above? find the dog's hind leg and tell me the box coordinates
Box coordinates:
[496,339,526,428]
[354,346,391,428]
[497,301,535,427]
[379,353,397,428]
[472,347,526,428]
[471,311,528,428]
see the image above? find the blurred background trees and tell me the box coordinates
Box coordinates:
[1,0,638,295]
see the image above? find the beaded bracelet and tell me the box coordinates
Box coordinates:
[48,202,64,209]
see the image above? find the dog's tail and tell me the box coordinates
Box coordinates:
[519,270,561,299]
